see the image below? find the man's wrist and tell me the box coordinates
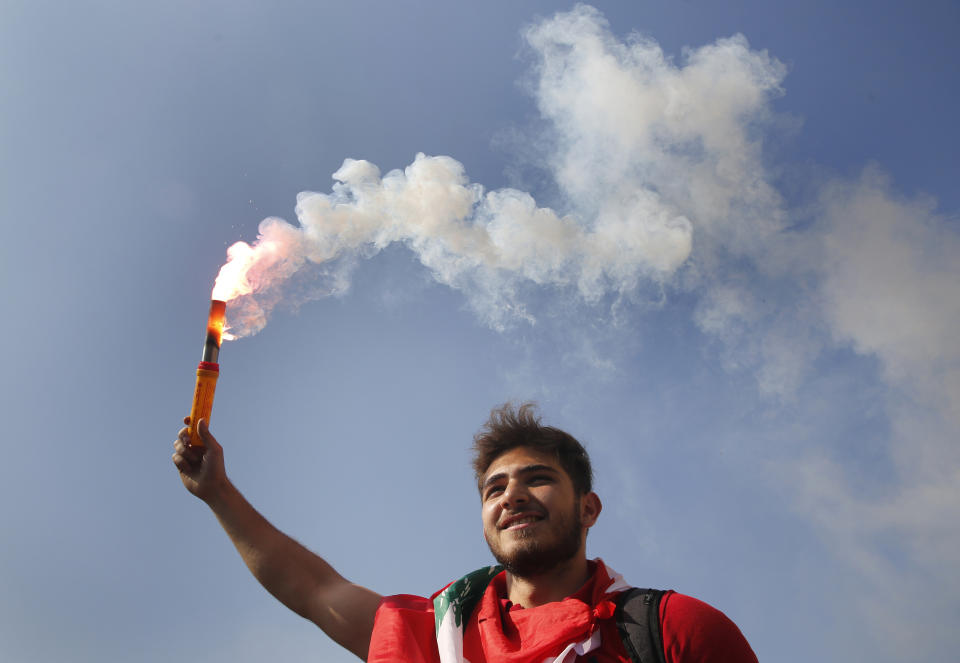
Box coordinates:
[202,476,236,509]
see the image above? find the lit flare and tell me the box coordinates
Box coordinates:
[187,299,226,447]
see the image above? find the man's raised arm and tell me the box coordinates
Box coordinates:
[172,418,382,661]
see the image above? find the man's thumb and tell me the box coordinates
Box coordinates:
[197,418,219,449]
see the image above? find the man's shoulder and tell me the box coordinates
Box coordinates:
[658,592,758,663]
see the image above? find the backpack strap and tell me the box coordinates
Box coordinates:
[614,588,667,663]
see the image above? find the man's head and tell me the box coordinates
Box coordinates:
[472,402,593,496]
[473,403,601,577]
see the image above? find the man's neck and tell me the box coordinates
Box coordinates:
[504,556,591,608]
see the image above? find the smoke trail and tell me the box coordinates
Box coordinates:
[214,5,785,338]
[216,153,692,337]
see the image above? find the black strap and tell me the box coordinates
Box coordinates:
[614,588,667,663]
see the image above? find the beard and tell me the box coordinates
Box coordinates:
[487,500,584,578]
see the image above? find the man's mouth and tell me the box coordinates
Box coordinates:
[500,513,544,531]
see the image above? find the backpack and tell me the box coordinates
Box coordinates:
[613,588,668,663]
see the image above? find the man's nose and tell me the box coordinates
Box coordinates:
[500,479,529,508]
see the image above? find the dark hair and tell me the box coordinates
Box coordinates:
[472,402,593,495]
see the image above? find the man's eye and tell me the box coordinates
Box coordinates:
[485,486,504,499]
[529,475,552,484]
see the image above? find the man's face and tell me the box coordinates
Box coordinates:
[480,446,599,577]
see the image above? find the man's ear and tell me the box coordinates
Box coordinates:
[581,492,602,528]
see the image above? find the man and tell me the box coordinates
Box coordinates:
[173,403,757,662]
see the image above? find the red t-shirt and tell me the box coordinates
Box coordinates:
[369,562,757,663]
[658,591,758,663]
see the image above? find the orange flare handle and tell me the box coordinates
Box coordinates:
[188,362,220,447]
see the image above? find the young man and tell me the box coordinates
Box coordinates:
[173,403,757,662]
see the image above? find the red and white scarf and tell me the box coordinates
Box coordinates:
[368,559,631,663]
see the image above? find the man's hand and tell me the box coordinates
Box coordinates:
[173,417,228,504]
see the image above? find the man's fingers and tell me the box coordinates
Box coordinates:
[172,452,194,474]
[174,438,202,463]
[177,428,199,454]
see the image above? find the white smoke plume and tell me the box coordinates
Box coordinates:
[215,5,785,338]
[217,152,691,337]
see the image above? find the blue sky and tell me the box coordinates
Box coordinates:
[2,2,958,662]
